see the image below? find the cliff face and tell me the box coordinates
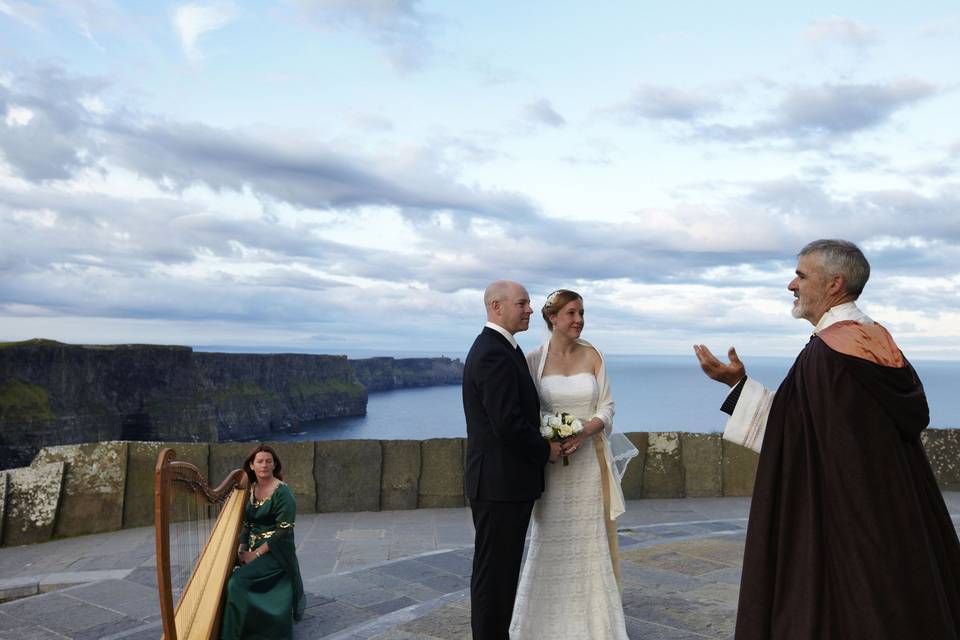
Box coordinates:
[0,340,366,469]
[350,357,463,392]
[193,353,366,440]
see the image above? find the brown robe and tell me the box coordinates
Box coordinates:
[736,322,960,639]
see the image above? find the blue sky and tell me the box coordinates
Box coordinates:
[1,1,958,359]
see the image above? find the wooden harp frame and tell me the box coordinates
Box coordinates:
[154,448,250,640]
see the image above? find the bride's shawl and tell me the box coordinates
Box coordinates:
[525,338,638,520]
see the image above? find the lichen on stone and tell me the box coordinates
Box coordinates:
[34,442,126,496]
[7,462,63,534]
[648,432,680,454]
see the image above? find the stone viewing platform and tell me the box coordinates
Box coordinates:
[0,495,957,639]
[0,433,957,636]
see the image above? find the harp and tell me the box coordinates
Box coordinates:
[154,448,250,640]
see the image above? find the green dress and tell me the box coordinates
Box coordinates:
[220,482,306,640]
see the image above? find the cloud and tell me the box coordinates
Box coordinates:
[4,165,959,354]
[608,78,936,147]
[172,1,237,62]
[611,84,723,123]
[286,0,435,71]
[105,118,535,220]
[805,17,878,49]
[0,65,535,221]
[0,0,47,30]
[0,66,107,181]
[523,98,566,128]
[771,79,935,135]
[1,60,958,356]
[690,79,937,146]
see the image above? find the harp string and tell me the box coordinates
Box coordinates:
[168,479,229,603]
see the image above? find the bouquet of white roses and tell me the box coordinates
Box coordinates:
[540,411,583,466]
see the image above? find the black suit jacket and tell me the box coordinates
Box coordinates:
[463,326,550,502]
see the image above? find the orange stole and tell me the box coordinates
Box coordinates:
[817,320,905,368]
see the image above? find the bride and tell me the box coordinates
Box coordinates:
[509,289,638,639]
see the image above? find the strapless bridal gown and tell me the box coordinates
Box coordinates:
[509,373,628,639]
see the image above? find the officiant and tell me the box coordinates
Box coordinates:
[694,239,960,639]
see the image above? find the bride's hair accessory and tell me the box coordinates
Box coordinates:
[541,289,582,331]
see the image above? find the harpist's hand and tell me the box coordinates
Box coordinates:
[693,345,746,387]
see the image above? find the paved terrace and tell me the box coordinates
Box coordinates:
[1,494,958,640]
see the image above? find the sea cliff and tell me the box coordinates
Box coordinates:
[349,356,463,391]
[0,340,367,469]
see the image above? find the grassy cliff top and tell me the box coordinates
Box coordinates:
[0,338,192,351]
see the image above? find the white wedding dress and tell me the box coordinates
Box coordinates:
[509,373,628,639]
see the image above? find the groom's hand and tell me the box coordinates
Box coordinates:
[693,344,746,387]
[548,442,562,464]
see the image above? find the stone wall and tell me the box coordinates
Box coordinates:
[1,430,959,546]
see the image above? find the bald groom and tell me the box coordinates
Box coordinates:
[463,281,561,639]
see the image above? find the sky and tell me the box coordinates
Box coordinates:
[1,1,958,360]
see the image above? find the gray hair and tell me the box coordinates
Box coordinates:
[798,239,870,298]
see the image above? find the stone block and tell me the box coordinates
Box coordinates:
[922,428,960,491]
[722,439,759,497]
[33,442,128,538]
[620,432,648,500]
[381,440,421,510]
[0,472,7,544]
[419,438,465,508]
[681,433,722,497]
[209,442,316,514]
[462,438,469,507]
[123,442,210,528]
[208,442,257,489]
[268,441,316,514]
[642,432,684,498]
[315,440,382,512]
[3,462,64,546]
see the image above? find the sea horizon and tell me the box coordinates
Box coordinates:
[267,354,959,443]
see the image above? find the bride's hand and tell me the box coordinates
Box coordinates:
[562,434,586,456]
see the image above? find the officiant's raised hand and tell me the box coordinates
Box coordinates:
[693,344,746,387]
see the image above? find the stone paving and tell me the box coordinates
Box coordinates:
[0,494,957,640]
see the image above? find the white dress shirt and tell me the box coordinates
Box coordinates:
[484,321,519,349]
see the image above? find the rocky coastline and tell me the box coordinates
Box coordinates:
[0,340,463,470]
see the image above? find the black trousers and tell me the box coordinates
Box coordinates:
[469,498,535,640]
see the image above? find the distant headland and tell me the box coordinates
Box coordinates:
[0,339,463,470]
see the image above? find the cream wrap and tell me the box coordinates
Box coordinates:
[525,338,636,520]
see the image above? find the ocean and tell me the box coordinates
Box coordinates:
[270,355,959,442]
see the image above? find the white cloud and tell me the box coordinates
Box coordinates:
[805,17,878,49]
[0,0,46,30]
[172,2,237,62]
[4,105,33,126]
[610,85,723,123]
[524,98,566,128]
[286,0,435,71]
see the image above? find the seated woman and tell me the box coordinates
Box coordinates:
[221,444,305,640]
